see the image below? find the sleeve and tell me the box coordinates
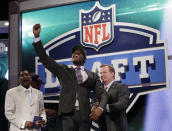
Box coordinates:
[20,120,26,129]
[109,84,130,112]
[5,90,24,129]
[94,73,107,111]
[39,91,47,123]
[33,40,64,79]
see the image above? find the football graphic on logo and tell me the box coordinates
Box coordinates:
[92,11,101,22]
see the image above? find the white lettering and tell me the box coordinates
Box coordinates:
[133,55,154,79]
[44,68,60,88]
[111,59,128,81]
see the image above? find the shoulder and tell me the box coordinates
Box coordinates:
[32,88,42,94]
[86,69,98,76]
[112,82,130,94]
[33,40,42,46]
[6,86,20,95]
[111,82,128,88]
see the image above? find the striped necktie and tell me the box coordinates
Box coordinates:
[75,67,83,84]
[25,89,31,104]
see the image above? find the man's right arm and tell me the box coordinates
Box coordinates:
[90,73,107,121]
[32,24,64,78]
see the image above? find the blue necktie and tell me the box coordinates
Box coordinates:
[25,90,31,104]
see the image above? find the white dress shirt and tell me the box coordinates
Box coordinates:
[104,79,115,92]
[104,79,115,112]
[34,37,41,43]
[72,65,88,107]
[72,65,88,82]
[21,86,32,129]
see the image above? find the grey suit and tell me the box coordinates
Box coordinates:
[99,82,130,131]
[33,41,107,131]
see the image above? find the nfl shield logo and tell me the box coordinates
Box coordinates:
[80,2,116,51]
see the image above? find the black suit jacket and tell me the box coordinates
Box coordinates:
[0,78,8,131]
[33,41,107,121]
[99,81,130,131]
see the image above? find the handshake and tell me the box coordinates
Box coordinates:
[90,102,103,121]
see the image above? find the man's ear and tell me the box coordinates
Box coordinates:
[112,72,115,78]
[83,57,86,64]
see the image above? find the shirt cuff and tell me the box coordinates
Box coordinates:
[106,104,110,112]
[20,120,26,129]
[34,37,40,43]
[98,107,104,112]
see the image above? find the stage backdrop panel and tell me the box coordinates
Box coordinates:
[21,0,171,131]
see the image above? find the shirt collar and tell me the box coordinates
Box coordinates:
[104,79,115,89]
[72,65,85,71]
[22,85,32,93]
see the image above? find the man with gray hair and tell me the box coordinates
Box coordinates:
[98,64,130,131]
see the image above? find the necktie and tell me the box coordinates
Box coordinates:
[75,67,83,84]
[104,86,108,92]
[25,90,31,104]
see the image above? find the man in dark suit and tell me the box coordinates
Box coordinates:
[32,24,107,131]
[0,77,8,131]
[99,64,130,131]
[30,74,58,131]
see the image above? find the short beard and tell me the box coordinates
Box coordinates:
[73,59,85,66]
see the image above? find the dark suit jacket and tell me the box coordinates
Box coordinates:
[33,41,107,122]
[99,81,130,131]
[0,78,8,131]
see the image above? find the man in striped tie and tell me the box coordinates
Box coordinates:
[32,23,107,131]
[5,70,46,131]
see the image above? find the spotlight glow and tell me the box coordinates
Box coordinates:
[144,0,172,131]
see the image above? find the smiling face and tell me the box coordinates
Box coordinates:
[19,70,31,89]
[72,49,86,66]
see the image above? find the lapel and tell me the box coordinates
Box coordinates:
[107,81,118,93]
[80,69,90,86]
[17,85,27,102]
[70,66,90,86]
[68,66,78,84]
[17,85,32,105]
[30,88,37,106]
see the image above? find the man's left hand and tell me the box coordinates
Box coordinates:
[45,109,56,116]
[36,120,45,127]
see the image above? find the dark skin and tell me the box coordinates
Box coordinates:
[19,70,32,89]
[72,49,85,66]
[33,24,86,66]
[19,70,45,129]
[33,24,102,121]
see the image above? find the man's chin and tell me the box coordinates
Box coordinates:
[73,61,82,66]
[21,81,30,87]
